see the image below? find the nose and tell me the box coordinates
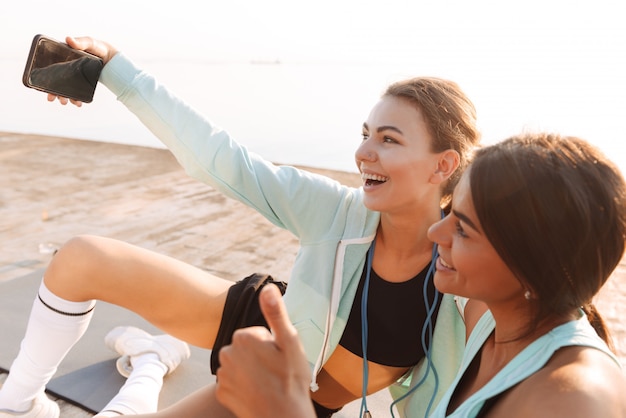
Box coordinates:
[427,215,450,247]
[355,138,376,165]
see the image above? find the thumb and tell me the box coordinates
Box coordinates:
[66,36,118,64]
[259,284,297,349]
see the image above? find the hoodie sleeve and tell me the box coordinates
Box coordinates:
[99,52,358,241]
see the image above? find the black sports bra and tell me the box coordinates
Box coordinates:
[338,260,441,367]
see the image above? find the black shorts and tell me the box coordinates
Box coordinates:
[210,273,288,374]
[209,273,342,417]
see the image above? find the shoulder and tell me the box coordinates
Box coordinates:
[497,346,626,417]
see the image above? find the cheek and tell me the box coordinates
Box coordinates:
[390,159,431,189]
[434,246,487,295]
[462,251,522,299]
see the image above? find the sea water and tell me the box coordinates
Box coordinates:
[2,57,625,175]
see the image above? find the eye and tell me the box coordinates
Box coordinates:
[455,220,469,238]
[382,136,397,144]
[361,132,369,141]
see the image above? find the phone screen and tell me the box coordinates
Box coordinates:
[22,35,104,103]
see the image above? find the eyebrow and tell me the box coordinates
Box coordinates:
[452,209,481,233]
[362,122,404,135]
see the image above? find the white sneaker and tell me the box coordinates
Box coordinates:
[105,326,190,378]
[0,393,59,418]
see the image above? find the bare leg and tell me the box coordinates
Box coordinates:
[0,235,233,415]
[94,385,234,418]
[45,234,233,348]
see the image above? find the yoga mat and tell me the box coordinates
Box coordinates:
[0,269,214,413]
[0,269,393,416]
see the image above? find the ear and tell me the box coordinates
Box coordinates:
[430,150,460,185]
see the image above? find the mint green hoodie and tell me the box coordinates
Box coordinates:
[100,53,466,418]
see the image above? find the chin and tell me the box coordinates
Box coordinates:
[433,273,457,295]
[362,198,383,212]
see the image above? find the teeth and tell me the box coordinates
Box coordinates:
[439,257,453,269]
[361,172,389,182]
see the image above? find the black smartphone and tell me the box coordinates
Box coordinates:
[22,34,104,103]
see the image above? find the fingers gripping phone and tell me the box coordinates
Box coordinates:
[22,34,104,103]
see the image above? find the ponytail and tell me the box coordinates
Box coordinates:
[582,303,615,353]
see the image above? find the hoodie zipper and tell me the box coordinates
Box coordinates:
[310,235,375,391]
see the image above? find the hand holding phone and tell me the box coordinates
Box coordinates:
[23,34,104,103]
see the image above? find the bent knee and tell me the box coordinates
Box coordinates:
[44,235,110,296]
[50,235,108,267]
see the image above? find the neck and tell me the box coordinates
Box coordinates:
[372,211,440,282]
[488,306,580,352]
[377,208,441,258]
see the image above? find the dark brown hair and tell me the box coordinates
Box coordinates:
[384,77,481,207]
[469,133,626,347]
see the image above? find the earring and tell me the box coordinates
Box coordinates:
[524,290,532,300]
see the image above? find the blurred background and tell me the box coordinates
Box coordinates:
[1,0,624,173]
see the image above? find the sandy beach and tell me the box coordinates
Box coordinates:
[1,132,624,417]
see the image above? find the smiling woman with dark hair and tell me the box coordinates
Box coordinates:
[215,132,626,418]
[426,133,626,417]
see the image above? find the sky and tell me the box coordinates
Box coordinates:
[1,0,625,172]
[4,0,622,63]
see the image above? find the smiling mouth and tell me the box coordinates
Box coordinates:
[361,172,389,186]
[439,257,454,269]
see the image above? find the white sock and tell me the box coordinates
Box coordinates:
[0,280,95,412]
[96,353,168,416]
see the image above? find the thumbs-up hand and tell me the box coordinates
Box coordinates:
[216,284,315,418]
